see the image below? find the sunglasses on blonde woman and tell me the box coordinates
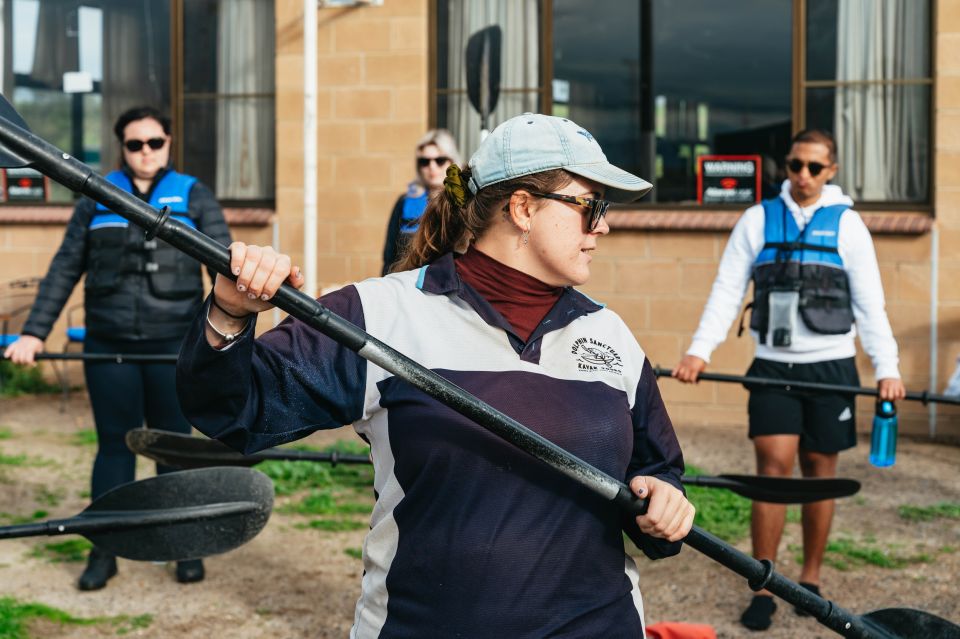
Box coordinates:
[530,192,611,231]
[417,156,450,168]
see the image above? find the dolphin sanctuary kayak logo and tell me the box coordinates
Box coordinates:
[571,337,623,374]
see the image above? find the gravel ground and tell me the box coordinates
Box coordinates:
[0,393,957,638]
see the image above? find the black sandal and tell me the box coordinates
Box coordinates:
[741,595,777,631]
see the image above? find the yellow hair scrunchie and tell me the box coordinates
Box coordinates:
[443,164,468,208]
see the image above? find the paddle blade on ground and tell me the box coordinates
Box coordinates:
[82,466,273,561]
[126,428,259,468]
[682,474,861,504]
[0,467,273,561]
[126,429,372,469]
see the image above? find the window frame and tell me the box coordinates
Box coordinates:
[793,0,935,211]
[170,0,276,208]
[428,0,936,212]
[427,0,554,139]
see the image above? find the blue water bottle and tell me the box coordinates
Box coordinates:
[869,399,898,467]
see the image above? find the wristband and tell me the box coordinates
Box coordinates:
[211,292,252,320]
[205,305,250,344]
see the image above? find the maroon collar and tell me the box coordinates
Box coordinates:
[454,246,563,342]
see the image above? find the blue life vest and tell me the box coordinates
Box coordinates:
[86,169,203,301]
[399,184,428,234]
[748,196,855,341]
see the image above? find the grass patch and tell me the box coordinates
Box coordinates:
[278,489,371,516]
[260,440,374,496]
[264,440,374,535]
[296,518,367,532]
[113,613,153,635]
[71,428,98,447]
[259,459,337,496]
[682,465,753,542]
[0,451,52,468]
[0,428,12,440]
[0,360,60,397]
[898,502,960,522]
[0,453,27,467]
[0,510,47,525]
[345,547,363,560]
[34,486,64,507]
[30,538,91,563]
[0,597,152,638]
[790,537,933,571]
[0,597,97,638]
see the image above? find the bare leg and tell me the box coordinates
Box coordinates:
[797,449,839,585]
[752,434,799,596]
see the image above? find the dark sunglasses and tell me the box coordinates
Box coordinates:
[785,158,830,177]
[530,191,611,231]
[417,156,450,168]
[124,137,167,152]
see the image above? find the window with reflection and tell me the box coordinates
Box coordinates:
[434,0,544,159]
[642,0,792,204]
[551,0,643,193]
[435,0,794,205]
[3,0,170,203]
[181,0,275,203]
[0,0,274,205]
[553,0,793,204]
[805,0,930,203]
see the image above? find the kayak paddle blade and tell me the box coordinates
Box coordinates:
[683,474,861,504]
[126,428,259,469]
[81,466,273,561]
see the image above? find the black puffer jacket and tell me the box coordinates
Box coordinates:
[22,168,231,342]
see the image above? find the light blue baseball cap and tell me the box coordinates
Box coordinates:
[466,113,652,203]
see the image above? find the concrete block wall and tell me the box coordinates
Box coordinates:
[274,0,429,292]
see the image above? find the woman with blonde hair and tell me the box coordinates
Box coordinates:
[177,113,694,637]
[381,128,462,274]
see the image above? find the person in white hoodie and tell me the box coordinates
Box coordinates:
[673,129,905,631]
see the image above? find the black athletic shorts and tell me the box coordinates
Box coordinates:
[745,357,860,453]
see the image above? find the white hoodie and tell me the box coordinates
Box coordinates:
[686,180,901,380]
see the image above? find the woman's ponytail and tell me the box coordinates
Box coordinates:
[394,164,473,271]
[391,165,572,273]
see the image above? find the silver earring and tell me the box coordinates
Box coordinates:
[521,229,529,245]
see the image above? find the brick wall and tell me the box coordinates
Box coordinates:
[275,0,428,291]
[929,0,960,438]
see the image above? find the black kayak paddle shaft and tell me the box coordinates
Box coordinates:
[653,367,960,406]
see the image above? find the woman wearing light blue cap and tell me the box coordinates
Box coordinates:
[177,113,694,637]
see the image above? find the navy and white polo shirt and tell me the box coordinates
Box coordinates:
[177,253,685,639]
